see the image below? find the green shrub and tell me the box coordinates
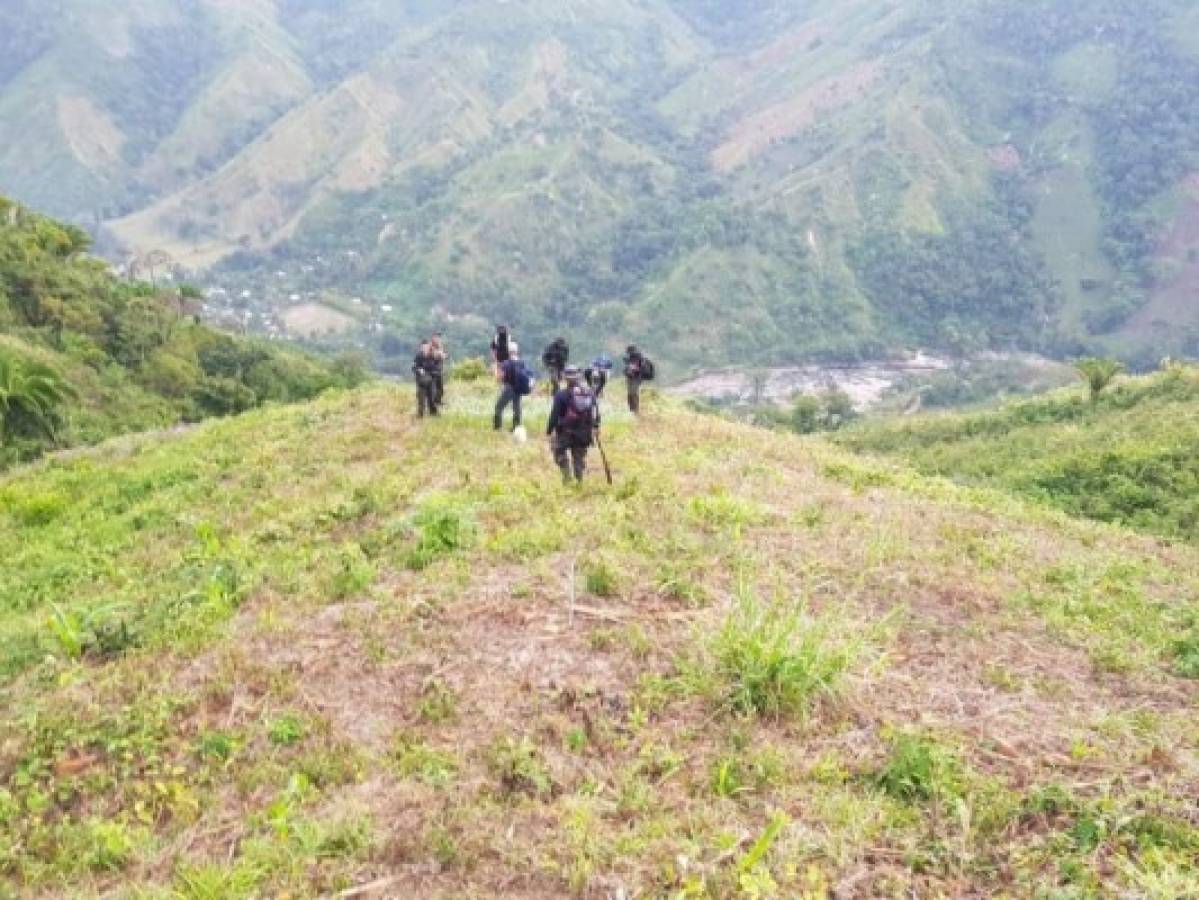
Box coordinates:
[267,713,306,747]
[0,348,75,447]
[404,499,477,570]
[1172,634,1199,679]
[10,490,67,527]
[872,732,965,803]
[450,357,490,382]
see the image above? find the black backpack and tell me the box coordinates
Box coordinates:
[640,357,656,381]
[561,386,596,435]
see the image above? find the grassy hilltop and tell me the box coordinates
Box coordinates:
[2,382,1197,897]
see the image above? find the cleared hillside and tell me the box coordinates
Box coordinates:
[834,366,1199,542]
[2,384,1197,896]
[2,0,1197,367]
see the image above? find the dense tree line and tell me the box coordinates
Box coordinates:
[959,0,1199,327]
[0,197,363,465]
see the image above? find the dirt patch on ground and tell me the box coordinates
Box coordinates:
[712,60,882,172]
[282,302,356,337]
[57,95,125,173]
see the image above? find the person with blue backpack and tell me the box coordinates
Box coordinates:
[547,365,600,484]
[585,355,613,399]
[494,342,533,432]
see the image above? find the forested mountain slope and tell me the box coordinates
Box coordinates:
[2,383,1197,895]
[2,0,1197,367]
[834,365,1199,541]
[0,197,361,466]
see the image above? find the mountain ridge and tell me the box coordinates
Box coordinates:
[2,0,1197,368]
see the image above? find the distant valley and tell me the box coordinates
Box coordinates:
[2,0,1197,372]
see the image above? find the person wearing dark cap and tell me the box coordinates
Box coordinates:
[412,340,440,418]
[623,344,647,415]
[546,365,600,484]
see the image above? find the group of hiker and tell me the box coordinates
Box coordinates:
[411,332,448,418]
[412,324,654,484]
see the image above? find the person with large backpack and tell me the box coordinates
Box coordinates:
[494,342,532,432]
[623,344,655,415]
[541,337,570,392]
[412,340,440,418]
[546,365,600,484]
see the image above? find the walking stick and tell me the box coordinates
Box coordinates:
[595,432,613,486]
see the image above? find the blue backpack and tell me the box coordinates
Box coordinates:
[512,361,536,396]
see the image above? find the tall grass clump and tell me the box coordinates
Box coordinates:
[711,592,861,719]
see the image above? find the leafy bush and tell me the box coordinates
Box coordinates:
[583,556,621,598]
[267,713,306,747]
[872,732,965,803]
[404,499,478,570]
[449,356,490,382]
[790,389,857,434]
[392,735,459,786]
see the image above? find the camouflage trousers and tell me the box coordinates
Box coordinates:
[552,433,589,482]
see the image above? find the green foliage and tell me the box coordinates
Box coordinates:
[1172,634,1199,679]
[403,498,478,570]
[848,195,1060,352]
[789,389,857,435]
[267,714,306,747]
[837,367,1199,541]
[873,732,965,803]
[0,348,75,455]
[392,735,459,786]
[710,591,860,719]
[0,199,362,466]
[1074,357,1124,402]
[449,356,490,382]
[583,556,621,598]
[486,736,555,800]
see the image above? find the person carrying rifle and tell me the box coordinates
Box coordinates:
[546,365,600,484]
[412,340,439,418]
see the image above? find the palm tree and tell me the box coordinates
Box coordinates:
[1074,357,1124,403]
[0,350,76,446]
